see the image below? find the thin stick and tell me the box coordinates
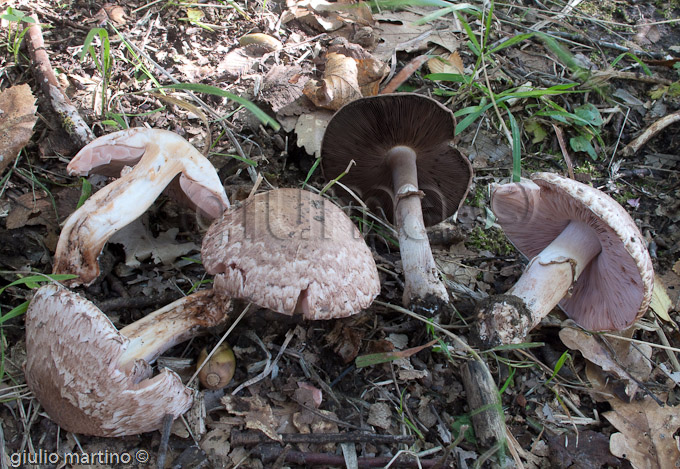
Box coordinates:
[188,303,251,386]
[622,110,680,156]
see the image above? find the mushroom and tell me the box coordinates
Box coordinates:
[321,93,472,309]
[201,188,380,319]
[476,172,654,346]
[53,128,230,285]
[24,284,231,437]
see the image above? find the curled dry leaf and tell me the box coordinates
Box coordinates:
[0,84,37,176]
[604,395,680,469]
[303,52,362,110]
[239,33,283,52]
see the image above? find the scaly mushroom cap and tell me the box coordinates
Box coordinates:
[202,188,380,319]
[24,285,229,437]
[321,93,472,226]
[491,172,654,330]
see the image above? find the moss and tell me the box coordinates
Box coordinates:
[613,189,636,205]
[466,226,515,256]
[466,185,487,208]
[574,160,603,178]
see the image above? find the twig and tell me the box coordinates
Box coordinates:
[231,430,415,446]
[380,55,430,95]
[621,110,680,156]
[253,445,449,468]
[25,14,95,147]
[156,414,174,469]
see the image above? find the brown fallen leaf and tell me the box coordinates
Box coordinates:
[604,395,680,469]
[559,323,652,398]
[0,84,37,176]
[303,52,362,110]
[427,51,465,75]
[650,275,673,322]
[327,41,387,96]
[546,430,621,469]
[222,395,281,442]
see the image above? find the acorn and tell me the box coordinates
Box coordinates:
[197,343,236,390]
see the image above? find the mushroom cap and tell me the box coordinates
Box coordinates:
[201,188,380,319]
[24,284,193,437]
[491,172,654,331]
[320,93,472,226]
[67,128,229,219]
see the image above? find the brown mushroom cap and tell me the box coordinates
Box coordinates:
[202,188,380,319]
[320,93,472,226]
[491,172,654,331]
[24,284,229,437]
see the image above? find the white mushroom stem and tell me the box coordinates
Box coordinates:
[119,289,227,369]
[507,221,602,324]
[53,131,229,286]
[387,146,449,306]
[478,221,601,346]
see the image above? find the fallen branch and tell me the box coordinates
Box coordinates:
[26,14,95,147]
[380,55,429,95]
[622,110,680,157]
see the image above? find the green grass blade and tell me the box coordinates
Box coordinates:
[158,83,280,131]
[489,33,534,54]
[507,109,521,182]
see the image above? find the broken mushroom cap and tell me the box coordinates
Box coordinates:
[478,172,653,343]
[321,93,472,226]
[321,93,472,307]
[24,284,230,437]
[54,128,229,285]
[201,188,380,319]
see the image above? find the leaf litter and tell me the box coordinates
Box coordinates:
[0,0,679,468]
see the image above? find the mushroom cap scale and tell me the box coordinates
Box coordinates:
[202,188,380,319]
[321,93,472,226]
[491,172,654,331]
[24,284,193,436]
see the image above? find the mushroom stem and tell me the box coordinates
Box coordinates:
[508,221,602,322]
[119,289,229,367]
[54,131,229,286]
[387,146,449,306]
[477,221,601,345]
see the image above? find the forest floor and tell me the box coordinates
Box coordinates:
[0,0,679,468]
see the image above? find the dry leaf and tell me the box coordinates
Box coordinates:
[651,275,673,322]
[327,41,387,96]
[294,110,334,157]
[427,51,464,75]
[605,395,680,469]
[222,395,282,442]
[303,52,362,110]
[0,84,37,175]
[559,324,652,398]
[546,430,621,469]
[239,33,282,52]
[109,218,199,267]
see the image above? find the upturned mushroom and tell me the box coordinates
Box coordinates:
[476,172,654,346]
[201,188,380,319]
[321,93,472,309]
[53,128,230,285]
[24,284,231,437]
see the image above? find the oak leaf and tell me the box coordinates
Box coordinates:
[0,84,37,175]
[604,395,680,469]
